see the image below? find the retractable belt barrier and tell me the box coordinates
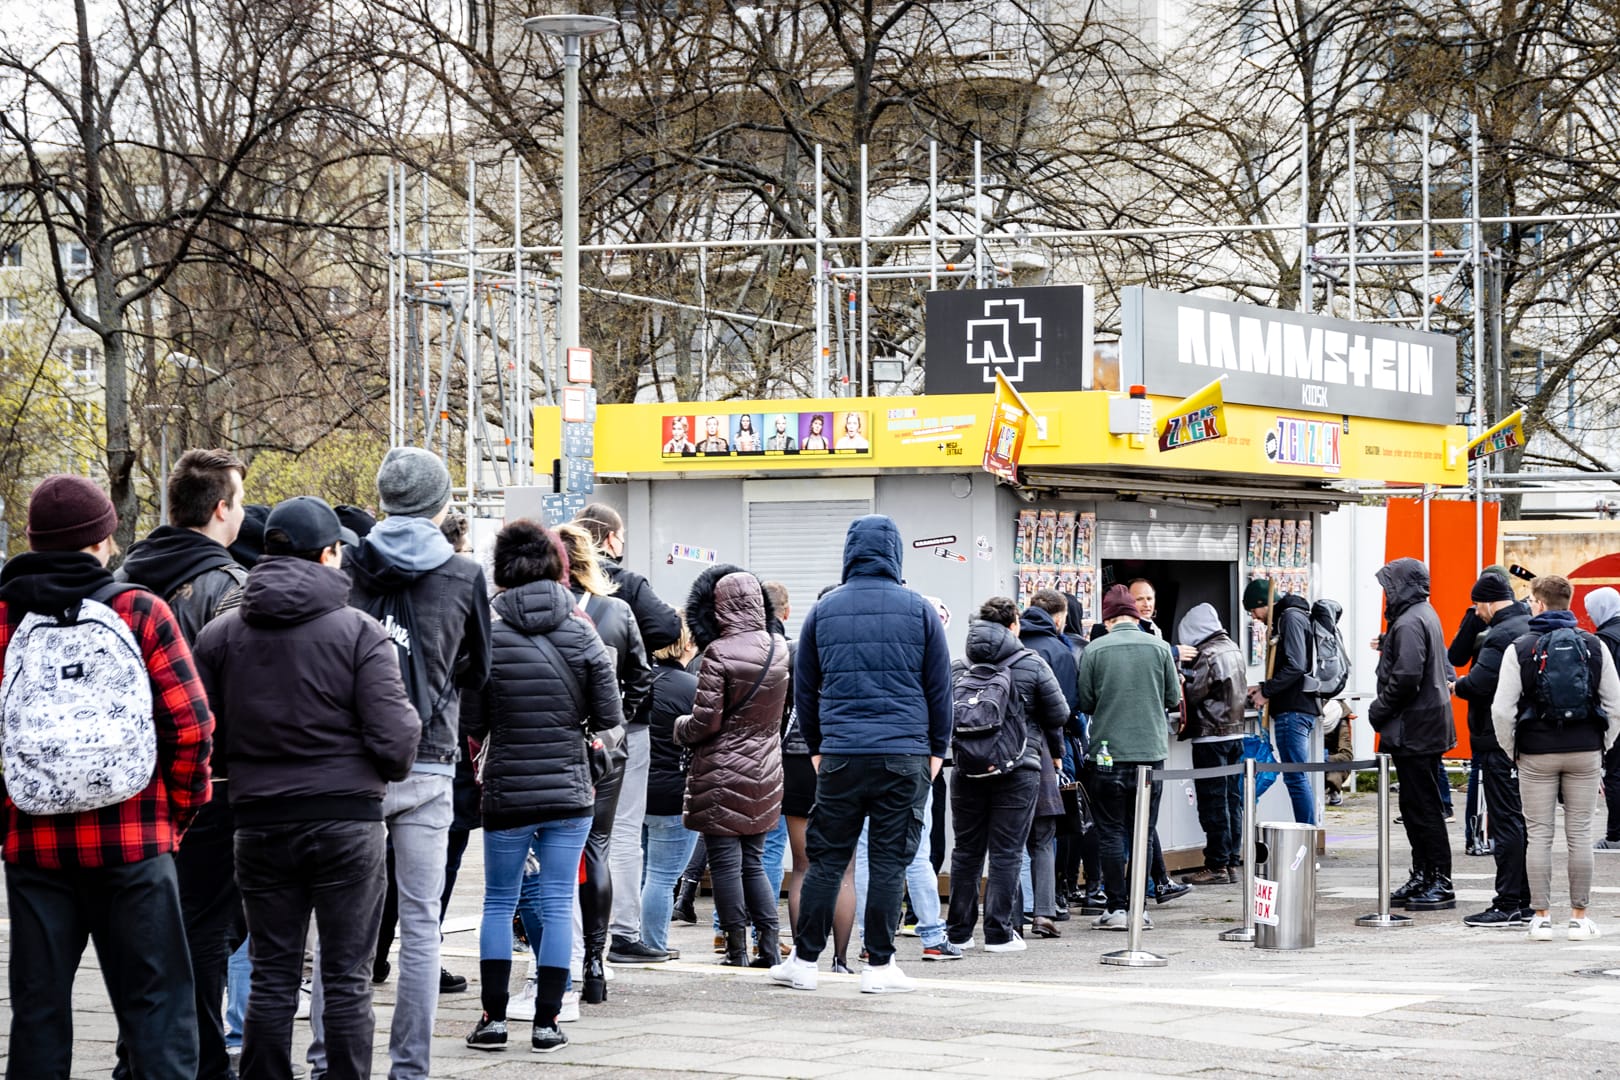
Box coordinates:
[1099,752,1407,970]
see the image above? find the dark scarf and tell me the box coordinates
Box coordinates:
[119,525,237,599]
[0,551,117,617]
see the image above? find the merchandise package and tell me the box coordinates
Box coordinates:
[1281,520,1298,570]
[1247,518,1266,566]
[1035,509,1057,565]
[1295,520,1312,568]
[1015,510,1037,563]
[1056,565,1078,596]
[1078,512,1096,566]
[1055,511,1076,566]
[1018,565,1039,607]
[1264,518,1283,567]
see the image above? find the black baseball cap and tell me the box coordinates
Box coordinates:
[264,495,360,555]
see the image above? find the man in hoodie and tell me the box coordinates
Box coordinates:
[330,447,490,1080]
[1243,578,1321,825]
[194,495,420,1080]
[771,515,952,995]
[116,448,249,1080]
[1019,589,1082,923]
[2,475,214,1080]
[1175,604,1247,886]
[1452,570,1533,927]
[1588,587,1620,851]
[1077,585,1182,930]
[1370,557,1458,912]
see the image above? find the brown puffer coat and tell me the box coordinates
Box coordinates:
[675,572,789,836]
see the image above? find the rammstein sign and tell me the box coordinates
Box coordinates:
[1120,287,1458,426]
[925,285,1094,395]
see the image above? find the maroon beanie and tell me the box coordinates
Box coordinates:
[1101,584,1139,622]
[27,475,118,552]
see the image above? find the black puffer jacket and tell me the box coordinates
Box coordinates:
[471,580,625,831]
[953,621,1070,773]
[1260,593,1321,717]
[577,589,653,727]
[1453,599,1530,753]
[645,658,699,817]
[1369,558,1457,755]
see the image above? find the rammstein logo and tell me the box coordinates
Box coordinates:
[966,298,1042,384]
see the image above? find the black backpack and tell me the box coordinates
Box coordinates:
[951,654,1028,778]
[1529,627,1598,728]
[1304,601,1350,700]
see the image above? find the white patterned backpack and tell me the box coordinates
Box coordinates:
[1,584,156,815]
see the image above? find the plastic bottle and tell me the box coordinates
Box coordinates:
[1097,740,1112,768]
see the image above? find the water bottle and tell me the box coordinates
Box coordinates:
[1097,740,1112,768]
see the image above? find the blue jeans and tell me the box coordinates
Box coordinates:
[485,817,592,972]
[225,938,250,1048]
[639,815,697,953]
[712,815,787,936]
[854,788,945,948]
[1273,712,1318,825]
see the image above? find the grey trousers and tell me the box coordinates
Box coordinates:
[1519,750,1602,912]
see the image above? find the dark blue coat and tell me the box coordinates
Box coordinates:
[1020,605,1080,726]
[794,515,953,757]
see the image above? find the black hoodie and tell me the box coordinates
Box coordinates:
[0,550,114,615]
[1369,558,1457,755]
[118,525,247,646]
[1260,593,1321,718]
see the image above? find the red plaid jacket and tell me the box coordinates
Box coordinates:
[2,588,214,868]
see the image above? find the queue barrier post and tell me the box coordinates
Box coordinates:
[1218,755,1258,943]
[1101,764,1169,968]
[1356,753,1412,929]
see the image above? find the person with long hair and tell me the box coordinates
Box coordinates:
[464,520,623,1053]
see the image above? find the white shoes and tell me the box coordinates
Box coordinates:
[768,953,819,991]
[984,933,1027,953]
[1527,915,1555,941]
[859,960,916,994]
[1569,917,1602,941]
[558,990,581,1023]
[508,980,537,1021]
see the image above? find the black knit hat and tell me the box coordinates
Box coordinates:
[1470,573,1514,603]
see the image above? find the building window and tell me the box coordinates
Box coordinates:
[0,244,20,268]
[0,297,22,323]
[63,243,91,274]
[62,345,99,381]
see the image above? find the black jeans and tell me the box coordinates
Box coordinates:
[442,825,472,921]
[1393,752,1453,878]
[796,754,930,966]
[235,819,386,1080]
[1605,742,1620,843]
[1479,748,1529,909]
[1083,760,1164,913]
[706,832,778,934]
[946,768,1039,945]
[6,855,197,1080]
[1191,740,1244,869]
[582,761,625,953]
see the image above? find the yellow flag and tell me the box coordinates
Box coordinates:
[1466,410,1525,462]
[983,371,1032,482]
[1157,377,1227,452]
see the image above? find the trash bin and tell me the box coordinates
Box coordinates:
[1252,821,1321,950]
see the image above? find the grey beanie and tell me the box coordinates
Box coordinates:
[1587,587,1620,630]
[376,447,452,518]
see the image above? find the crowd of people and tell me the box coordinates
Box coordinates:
[2,452,1618,1079]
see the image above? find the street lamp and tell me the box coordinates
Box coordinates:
[521,12,619,354]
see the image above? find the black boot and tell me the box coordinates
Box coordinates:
[581,946,607,1004]
[750,924,781,969]
[721,928,751,967]
[1406,874,1457,911]
[1389,868,1426,909]
[672,877,699,925]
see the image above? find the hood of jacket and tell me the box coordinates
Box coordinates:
[1313,598,1344,626]
[241,556,353,628]
[1377,558,1431,621]
[685,562,776,650]
[965,619,1021,664]
[0,550,116,616]
[1177,602,1225,647]
[1019,604,1062,641]
[1586,586,1620,631]
[713,572,767,637]
[1276,592,1312,619]
[348,516,454,593]
[492,578,576,637]
[1528,608,1578,635]
[842,515,903,583]
[120,525,238,598]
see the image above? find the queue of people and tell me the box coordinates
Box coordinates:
[6,457,1620,1079]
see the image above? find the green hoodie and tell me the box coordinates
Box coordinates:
[1076,622,1182,763]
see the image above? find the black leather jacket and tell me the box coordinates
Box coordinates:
[579,589,654,727]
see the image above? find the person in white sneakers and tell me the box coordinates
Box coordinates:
[1491,574,1620,942]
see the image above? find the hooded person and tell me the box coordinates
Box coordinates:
[1370,557,1458,912]
[229,503,270,570]
[1588,587,1620,852]
[1175,603,1247,885]
[1243,577,1321,826]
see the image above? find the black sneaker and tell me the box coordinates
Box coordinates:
[1463,906,1529,929]
[1079,888,1108,916]
[531,1021,568,1053]
[607,935,670,964]
[440,967,468,994]
[372,957,391,984]
[466,1014,508,1051]
[1153,880,1193,905]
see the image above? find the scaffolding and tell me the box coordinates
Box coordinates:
[384,116,1620,518]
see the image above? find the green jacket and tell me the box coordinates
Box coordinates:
[1076,623,1181,763]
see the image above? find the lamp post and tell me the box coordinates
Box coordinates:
[521,12,619,354]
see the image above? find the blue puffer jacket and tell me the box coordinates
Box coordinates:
[794,515,954,757]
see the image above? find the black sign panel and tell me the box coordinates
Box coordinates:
[924,285,1094,395]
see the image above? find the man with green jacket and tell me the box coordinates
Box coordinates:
[1077,585,1182,929]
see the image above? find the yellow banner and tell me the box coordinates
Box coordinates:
[983,372,1033,482]
[1466,409,1525,462]
[1157,377,1227,452]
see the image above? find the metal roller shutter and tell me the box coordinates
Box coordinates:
[1098,519,1241,561]
[746,499,872,637]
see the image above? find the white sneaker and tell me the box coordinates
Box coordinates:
[507,980,537,1021]
[768,953,818,991]
[859,960,916,994]
[295,979,312,1021]
[1570,917,1602,941]
[950,936,977,951]
[1527,914,1555,941]
[557,990,580,1023]
[984,933,1027,953]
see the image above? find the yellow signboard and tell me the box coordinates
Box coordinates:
[1157,377,1227,452]
[1466,409,1525,462]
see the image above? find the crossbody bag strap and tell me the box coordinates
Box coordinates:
[520,630,589,731]
[729,635,777,717]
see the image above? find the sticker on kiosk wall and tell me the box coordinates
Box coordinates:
[1264,416,1341,472]
[656,408,871,460]
[1252,876,1280,926]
